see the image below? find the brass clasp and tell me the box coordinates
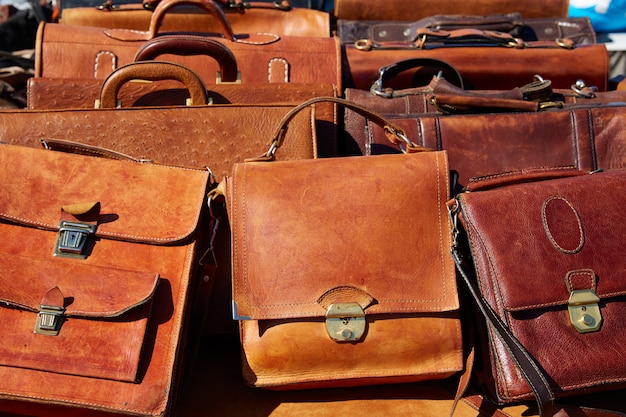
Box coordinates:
[325,303,366,342]
[54,221,96,259]
[568,289,602,333]
[34,305,65,336]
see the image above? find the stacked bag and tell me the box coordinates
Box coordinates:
[2,0,626,416]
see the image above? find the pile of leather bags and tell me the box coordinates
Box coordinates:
[2,1,626,416]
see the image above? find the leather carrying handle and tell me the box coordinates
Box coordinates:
[97,61,209,108]
[248,96,429,161]
[370,58,465,95]
[148,0,235,40]
[133,35,239,83]
[143,0,292,10]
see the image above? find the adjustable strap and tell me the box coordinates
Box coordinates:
[448,238,555,417]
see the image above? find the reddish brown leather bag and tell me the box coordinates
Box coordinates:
[449,169,626,413]
[342,28,608,91]
[35,0,341,86]
[59,0,332,37]
[211,97,462,390]
[342,77,626,187]
[0,142,211,416]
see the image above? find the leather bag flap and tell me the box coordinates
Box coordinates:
[229,150,459,321]
[458,170,626,313]
[0,252,158,317]
[0,144,209,245]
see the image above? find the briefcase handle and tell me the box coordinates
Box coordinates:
[149,0,235,40]
[249,96,430,162]
[96,61,209,108]
[133,35,240,83]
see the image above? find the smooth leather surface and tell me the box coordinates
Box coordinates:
[35,17,342,86]
[225,149,462,388]
[456,170,626,403]
[343,102,626,187]
[333,0,569,20]
[0,103,317,180]
[0,143,210,416]
[60,4,331,37]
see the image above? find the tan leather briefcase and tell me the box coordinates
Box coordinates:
[60,0,332,37]
[0,142,211,416]
[35,0,341,87]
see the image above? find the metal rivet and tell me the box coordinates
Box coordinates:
[378,30,387,38]
[340,328,353,340]
[581,314,595,326]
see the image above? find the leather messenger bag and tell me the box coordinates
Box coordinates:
[448,169,626,416]
[0,143,212,416]
[210,97,464,390]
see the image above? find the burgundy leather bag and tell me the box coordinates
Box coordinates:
[448,169,626,414]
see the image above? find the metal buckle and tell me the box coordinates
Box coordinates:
[325,303,366,342]
[54,221,96,259]
[34,305,65,336]
[568,289,602,333]
[216,71,242,84]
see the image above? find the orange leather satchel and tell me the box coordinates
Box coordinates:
[0,142,211,416]
[59,0,332,37]
[35,0,341,86]
[449,169,626,415]
[210,97,463,390]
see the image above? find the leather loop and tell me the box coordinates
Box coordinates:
[465,166,589,192]
[371,58,465,93]
[148,0,235,40]
[133,35,239,83]
[97,61,209,108]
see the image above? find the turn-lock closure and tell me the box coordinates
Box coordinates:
[54,220,96,259]
[325,303,366,342]
[568,289,602,333]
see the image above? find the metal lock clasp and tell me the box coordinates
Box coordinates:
[325,303,366,342]
[34,305,65,336]
[54,221,96,259]
[568,289,602,334]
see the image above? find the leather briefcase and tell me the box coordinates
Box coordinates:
[59,0,332,38]
[333,0,569,20]
[342,28,609,91]
[337,14,596,46]
[448,168,626,414]
[342,84,626,187]
[210,97,463,390]
[35,0,341,86]
[0,142,211,416]
[0,82,319,179]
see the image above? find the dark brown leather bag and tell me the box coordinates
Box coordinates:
[333,0,569,20]
[59,0,332,37]
[35,0,341,86]
[449,169,626,414]
[210,97,463,390]
[0,142,211,416]
[337,14,596,46]
[342,28,608,91]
